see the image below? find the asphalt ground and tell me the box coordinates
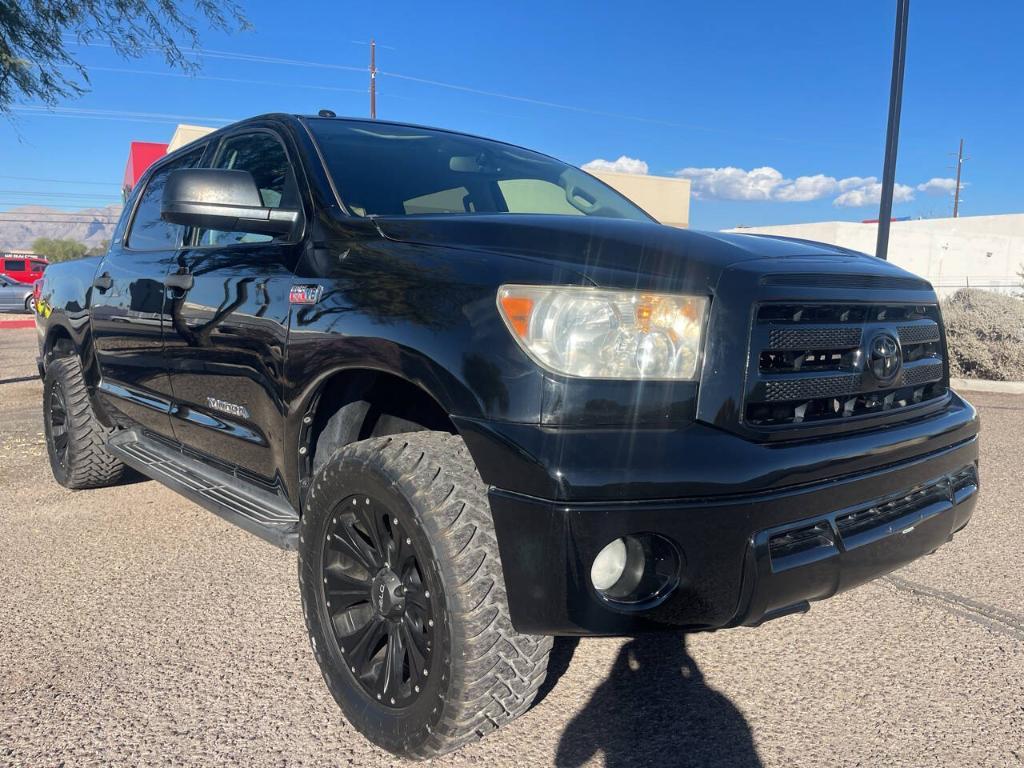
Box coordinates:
[1,318,1021,768]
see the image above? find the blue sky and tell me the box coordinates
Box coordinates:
[3,0,1021,231]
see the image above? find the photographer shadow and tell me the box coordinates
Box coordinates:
[553,634,762,768]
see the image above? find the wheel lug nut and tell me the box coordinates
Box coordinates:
[424,590,430,598]
[393,517,399,525]
[428,619,434,627]
[414,685,420,693]
[405,537,411,545]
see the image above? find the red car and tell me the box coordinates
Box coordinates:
[1,255,49,284]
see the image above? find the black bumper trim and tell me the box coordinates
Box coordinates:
[489,436,979,636]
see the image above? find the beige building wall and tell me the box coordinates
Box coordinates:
[589,171,691,228]
[167,124,216,153]
[727,214,1024,295]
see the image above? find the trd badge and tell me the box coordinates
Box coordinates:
[289,285,323,305]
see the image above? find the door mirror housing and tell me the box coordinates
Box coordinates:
[161,168,299,237]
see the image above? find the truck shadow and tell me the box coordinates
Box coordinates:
[548,634,762,768]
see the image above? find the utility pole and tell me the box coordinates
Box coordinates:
[953,137,964,217]
[369,39,377,119]
[875,0,910,261]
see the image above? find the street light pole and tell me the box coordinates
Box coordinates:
[369,39,377,119]
[875,0,910,260]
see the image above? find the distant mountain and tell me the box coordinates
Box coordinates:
[0,205,123,250]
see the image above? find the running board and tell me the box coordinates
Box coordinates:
[107,430,299,550]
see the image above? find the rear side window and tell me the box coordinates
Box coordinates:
[31,262,46,273]
[4,259,26,271]
[126,146,205,251]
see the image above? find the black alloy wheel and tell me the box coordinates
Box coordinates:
[299,433,551,759]
[42,356,128,489]
[48,380,70,472]
[321,494,434,709]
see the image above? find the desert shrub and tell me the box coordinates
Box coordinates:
[941,289,1024,380]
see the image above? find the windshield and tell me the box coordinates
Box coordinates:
[307,118,652,222]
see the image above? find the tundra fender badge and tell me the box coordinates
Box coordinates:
[206,397,250,420]
[289,284,323,305]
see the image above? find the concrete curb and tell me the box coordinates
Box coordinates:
[951,378,1024,394]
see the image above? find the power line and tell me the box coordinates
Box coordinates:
[0,190,121,199]
[74,65,369,96]
[0,175,120,186]
[14,104,235,123]
[61,38,729,136]
[0,218,118,224]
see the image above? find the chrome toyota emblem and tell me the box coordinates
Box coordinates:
[868,332,902,383]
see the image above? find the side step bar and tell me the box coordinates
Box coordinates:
[107,430,299,550]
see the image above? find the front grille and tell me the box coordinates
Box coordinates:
[745,302,948,428]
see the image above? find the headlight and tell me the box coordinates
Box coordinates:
[497,285,708,380]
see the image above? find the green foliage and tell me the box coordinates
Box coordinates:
[86,239,110,256]
[0,1,248,114]
[942,288,1024,381]
[30,237,88,263]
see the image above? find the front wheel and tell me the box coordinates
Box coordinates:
[298,432,552,759]
[24,295,33,313]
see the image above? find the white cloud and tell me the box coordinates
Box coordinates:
[599,159,943,208]
[916,177,958,195]
[772,173,839,202]
[582,155,649,175]
[832,178,915,207]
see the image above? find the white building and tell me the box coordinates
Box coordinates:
[727,214,1024,296]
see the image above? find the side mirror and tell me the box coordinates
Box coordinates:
[161,168,299,236]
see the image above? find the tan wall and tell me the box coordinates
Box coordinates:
[589,171,691,228]
[167,124,216,153]
[727,214,1024,295]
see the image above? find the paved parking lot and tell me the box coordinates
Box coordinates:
[1,319,1021,767]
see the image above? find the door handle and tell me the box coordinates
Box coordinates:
[165,272,194,291]
[93,273,113,292]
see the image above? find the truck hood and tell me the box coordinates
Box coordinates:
[372,214,907,291]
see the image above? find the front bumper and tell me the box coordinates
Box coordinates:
[475,400,979,635]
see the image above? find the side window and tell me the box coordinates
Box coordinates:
[126,146,205,251]
[4,259,26,272]
[197,132,299,247]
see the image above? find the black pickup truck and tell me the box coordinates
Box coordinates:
[35,113,980,758]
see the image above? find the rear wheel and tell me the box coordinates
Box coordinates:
[298,432,552,759]
[43,356,128,489]
[24,296,33,313]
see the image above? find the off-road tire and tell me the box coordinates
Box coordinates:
[298,432,552,759]
[43,356,128,489]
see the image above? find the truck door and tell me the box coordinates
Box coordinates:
[163,129,304,488]
[91,144,207,439]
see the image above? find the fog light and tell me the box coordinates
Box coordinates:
[590,533,681,608]
[590,538,628,591]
